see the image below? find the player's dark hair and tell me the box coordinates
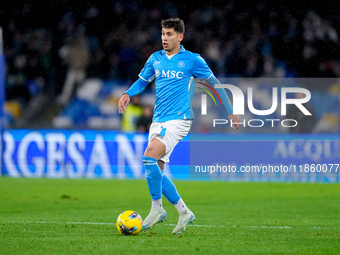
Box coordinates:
[161,18,185,34]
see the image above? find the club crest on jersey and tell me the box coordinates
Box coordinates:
[177,61,185,68]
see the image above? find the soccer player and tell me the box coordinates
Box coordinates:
[118,18,240,234]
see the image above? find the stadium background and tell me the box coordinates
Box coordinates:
[0,0,339,181]
[0,2,340,255]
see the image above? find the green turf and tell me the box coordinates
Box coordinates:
[0,177,339,254]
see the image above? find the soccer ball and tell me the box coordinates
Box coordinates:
[116,210,143,235]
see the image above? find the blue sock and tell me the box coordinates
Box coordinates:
[143,156,162,200]
[162,172,180,204]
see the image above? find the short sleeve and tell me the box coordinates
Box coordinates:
[192,55,214,80]
[139,55,155,83]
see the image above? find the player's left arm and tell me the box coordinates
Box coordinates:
[193,55,240,129]
[205,75,240,130]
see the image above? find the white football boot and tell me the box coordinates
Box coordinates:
[142,208,167,230]
[172,209,195,234]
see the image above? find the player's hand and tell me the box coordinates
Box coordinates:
[228,114,240,130]
[118,94,130,114]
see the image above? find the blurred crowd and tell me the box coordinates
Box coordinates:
[1,0,340,132]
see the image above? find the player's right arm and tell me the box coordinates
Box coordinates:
[118,55,155,114]
[118,78,149,113]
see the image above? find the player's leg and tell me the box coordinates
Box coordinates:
[142,138,167,230]
[156,120,195,234]
[143,119,194,233]
[158,160,185,211]
[158,161,195,235]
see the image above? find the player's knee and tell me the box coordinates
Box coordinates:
[144,138,166,159]
[144,149,165,159]
[144,149,156,158]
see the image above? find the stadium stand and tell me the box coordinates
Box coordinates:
[1,1,340,132]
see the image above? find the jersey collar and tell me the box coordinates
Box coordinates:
[161,45,186,56]
[179,45,186,53]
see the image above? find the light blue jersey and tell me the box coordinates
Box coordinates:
[125,45,232,122]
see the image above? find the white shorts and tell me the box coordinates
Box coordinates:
[148,119,192,163]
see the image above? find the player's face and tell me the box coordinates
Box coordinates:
[161,28,183,53]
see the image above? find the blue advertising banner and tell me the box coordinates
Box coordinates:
[1,130,339,182]
[190,134,340,182]
[2,130,189,179]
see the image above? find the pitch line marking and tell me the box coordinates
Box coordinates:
[7,221,114,225]
[165,223,292,229]
[6,221,339,229]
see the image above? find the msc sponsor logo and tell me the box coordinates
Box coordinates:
[160,70,184,79]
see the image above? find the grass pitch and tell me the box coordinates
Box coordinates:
[0,178,339,254]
